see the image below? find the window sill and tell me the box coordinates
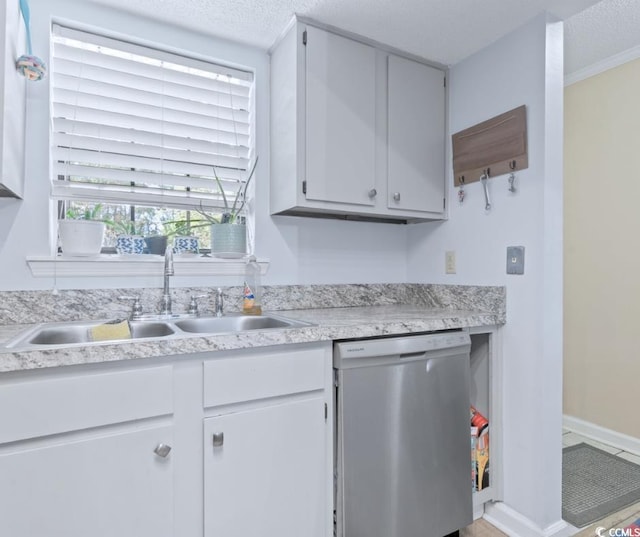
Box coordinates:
[27,255,270,278]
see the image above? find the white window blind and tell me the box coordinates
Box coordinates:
[51,24,254,211]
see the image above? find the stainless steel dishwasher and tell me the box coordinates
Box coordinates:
[334,331,473,537]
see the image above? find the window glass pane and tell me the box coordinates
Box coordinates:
[65,201,215,250]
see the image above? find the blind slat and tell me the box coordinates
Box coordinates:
[53,42,251,98]
[53,118,249,160]
[53,103,250,146]
[51,182,230,211]
[53,147,246,178]
[54,133,248,171]
[54,72,250,123]
[52,27,253,84]
[56,58,249,109]
[53,162,245,191]
[53,90,249,135]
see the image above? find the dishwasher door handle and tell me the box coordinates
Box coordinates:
[399,351,427,360]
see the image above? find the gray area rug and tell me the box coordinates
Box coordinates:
[563,443,640,527]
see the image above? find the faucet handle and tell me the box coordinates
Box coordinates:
[119,296,143,319]
[187,294,208,316]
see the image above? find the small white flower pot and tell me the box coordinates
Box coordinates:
[58,220,105,257]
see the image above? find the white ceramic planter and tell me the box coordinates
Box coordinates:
[58,220,105,257]
[210,224,246,258]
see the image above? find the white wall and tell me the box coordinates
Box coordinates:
[407,14,565,534]
[0,0,408,291]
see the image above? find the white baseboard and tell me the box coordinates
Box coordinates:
[484,503,578,537]
[563,415,640,457]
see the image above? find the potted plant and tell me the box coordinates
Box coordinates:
[197,158,257,258]
[110,220,146,255]
[58,204,106,257]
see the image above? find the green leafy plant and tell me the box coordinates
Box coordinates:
[64,203,106,221]
[196,157,258,224]
[109,219,144,236]
[162,219,203,237]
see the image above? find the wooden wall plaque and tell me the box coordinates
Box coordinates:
[452,105,528,187]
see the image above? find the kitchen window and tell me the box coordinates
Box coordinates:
[50,24,255,251]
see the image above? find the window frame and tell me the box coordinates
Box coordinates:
[49,22,258,256]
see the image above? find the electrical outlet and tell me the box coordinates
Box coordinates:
[506,246,525,275]
[445,251,456,274]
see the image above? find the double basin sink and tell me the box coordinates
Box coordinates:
[6,314,312,350]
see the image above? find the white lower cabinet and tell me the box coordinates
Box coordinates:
[0,364,175,537]
[203,397,326,537]
[201,342,332,537]
[0,342,333,537]
[0,425,174,536]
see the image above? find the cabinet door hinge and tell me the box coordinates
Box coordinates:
[444,76,446,88]
[324,402,328,421]
[443,197,446,210]
[302,180,307,195]
[302,30,307,46]
[334,370,339,387]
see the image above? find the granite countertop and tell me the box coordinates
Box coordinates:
[0,304,502,373]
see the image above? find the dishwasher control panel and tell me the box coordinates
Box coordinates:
[334,331,470,364]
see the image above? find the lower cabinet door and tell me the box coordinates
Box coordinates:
[204,396,326,537]
[0,425,173,537]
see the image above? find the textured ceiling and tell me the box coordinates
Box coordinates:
[565,0,640,75]
[83,0,639,75]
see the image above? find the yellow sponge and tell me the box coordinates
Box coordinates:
[88,320,132,342]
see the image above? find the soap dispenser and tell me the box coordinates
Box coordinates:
[242,256,262,315]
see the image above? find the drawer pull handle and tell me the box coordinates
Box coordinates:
[154,443,172,458]
[212,432,224,447]
[368,188,377,198]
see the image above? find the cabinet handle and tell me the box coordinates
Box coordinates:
[368,188,377,198]
[154,443,172,458]
[212,432,224,447]
[393,192,401,202]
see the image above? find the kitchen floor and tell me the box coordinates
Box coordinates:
[563,429,640,536]
[460,431,640,537]
[460,519,507,537]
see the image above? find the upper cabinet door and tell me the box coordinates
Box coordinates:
[305,26,377,207]
[387,55,445,213]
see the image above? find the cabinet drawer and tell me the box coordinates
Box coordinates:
[0,365,173,444]
[203,347,325,408]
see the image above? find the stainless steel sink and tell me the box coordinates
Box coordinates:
[5,313,312,350]
[174,314,310,334]
[7,320,175,348]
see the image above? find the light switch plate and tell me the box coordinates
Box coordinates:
[445,251,456,274]
[506,246,525,275]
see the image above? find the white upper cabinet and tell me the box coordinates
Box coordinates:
[387,55,445,214]
[270,20,446,223]
[0,0,26,198]
[305,27,376,207]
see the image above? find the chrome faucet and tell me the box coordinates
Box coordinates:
[159,244,174,315]
[214,287,224,317]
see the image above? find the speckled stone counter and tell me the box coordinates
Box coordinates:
[0,285,505,373]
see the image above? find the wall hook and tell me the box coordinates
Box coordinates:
[508,160,517,193]
[480,172,491,212]
[458,176,466,203]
